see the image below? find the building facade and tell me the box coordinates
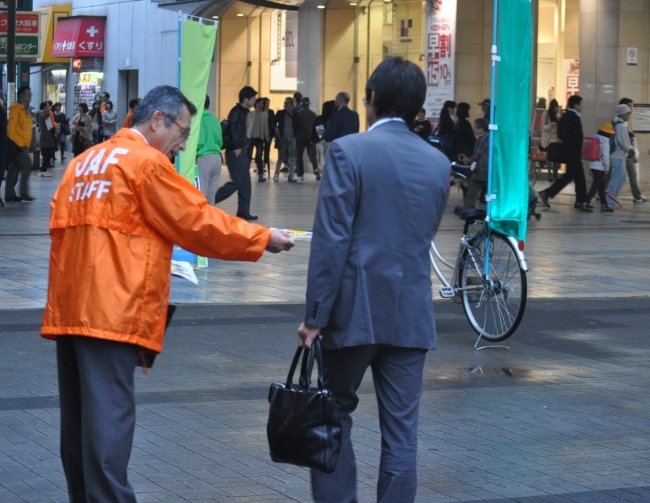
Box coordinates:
[29,0,650,190]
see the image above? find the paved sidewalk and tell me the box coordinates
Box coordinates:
[1,165,650,308]
[2,298,650,502]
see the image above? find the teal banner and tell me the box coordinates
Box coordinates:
[489,0,532,242]
[178,18,217,182]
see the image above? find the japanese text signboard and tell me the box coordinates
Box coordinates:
[51,16,106,58]
[0,12,40,58]
[424,0,457,124]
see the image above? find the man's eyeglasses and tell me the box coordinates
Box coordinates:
[162,113,190,140]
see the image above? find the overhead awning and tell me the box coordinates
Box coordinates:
[51,15,106,58]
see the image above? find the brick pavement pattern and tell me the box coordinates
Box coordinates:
[2,299,650,502]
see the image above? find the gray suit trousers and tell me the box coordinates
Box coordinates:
[310,345,427,503]
[57,336,139,503]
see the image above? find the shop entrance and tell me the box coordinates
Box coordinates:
[118,70,139,124]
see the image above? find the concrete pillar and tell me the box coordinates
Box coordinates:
[579,0,619,136]
[297,6,323,113]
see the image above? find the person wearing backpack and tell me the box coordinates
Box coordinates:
[606,104,635,204]
[582,122,615,212]
[214,86,258,220]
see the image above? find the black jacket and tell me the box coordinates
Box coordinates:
[557,109,583,162]
[266,109,275,138]
[296,108,317,142]
[454,118,476,156]
[227,104,250,150]
[326,106,360,142]
[273,109,298,140]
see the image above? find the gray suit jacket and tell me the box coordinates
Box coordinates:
[304,120,450,350]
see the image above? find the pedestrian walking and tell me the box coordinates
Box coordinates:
[246,98,269,182]
[0,97,7,207]
[298,56,450,503]
[617,98,646,203]
[272,97,299,182]
[214,86,259,220]
[540,99,561,181]
[325,92,359,142]
[196,94,223,204]
[607,104,635,205]
[314,100,336,174]
[462,118,490,208]
[433,100,456,160]
[71,104,94,157]
[295,97,320,181]
[101,101,119,141]
[89,102,103,144]
[37,102,56,177]
[123,98,141,129]
[40,85,294,503]
[263,98,275,176]
[538,95,586,209]
[53,103,68,163]
[583,122,615,212]
[5,86,35,202]
[454,102,475,160]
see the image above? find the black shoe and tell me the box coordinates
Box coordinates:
[258,177,266,182]
[288,177,297,183]
[574,202,582,209]
[538,190,549,208]
[579,203,593,213]
[21,195,36,202]
[0,198,4,208]
[5,196,22,202]
[280,167,288,173]
[236,213,258,220]
[315,169,321,181]
[601,205,615,213]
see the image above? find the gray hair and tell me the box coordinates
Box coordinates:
[474,117,489,132]
[336,92,350,104]
[131,85,197,127]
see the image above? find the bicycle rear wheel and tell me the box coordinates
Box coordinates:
[459,231,527,342]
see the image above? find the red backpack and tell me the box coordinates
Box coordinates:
[581,137,601,161]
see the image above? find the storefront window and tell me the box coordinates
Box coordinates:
[74,72,103,110]
[45,68,67,113]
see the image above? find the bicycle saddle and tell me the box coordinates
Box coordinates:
[453,205,487,222]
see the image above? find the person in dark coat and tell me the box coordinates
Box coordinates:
[409,108,432,140]
[298,56,450,503]
[454,102,475,161]
[325,92,359,142]
[539,95,586,209]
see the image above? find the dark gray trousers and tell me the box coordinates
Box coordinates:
[5,148,32,199]
[215,150,252,215]
[311,344,427,503]
[57,336,139,503]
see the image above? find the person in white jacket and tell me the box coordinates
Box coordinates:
[583,122,615,212]
[607,104,635,203]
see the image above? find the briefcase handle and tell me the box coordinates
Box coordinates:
[285,340,325,391]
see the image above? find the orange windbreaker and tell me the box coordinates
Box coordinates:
[41,128,271,352]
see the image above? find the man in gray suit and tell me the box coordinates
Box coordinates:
[298,57,450,503]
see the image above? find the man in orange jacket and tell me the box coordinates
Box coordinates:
[41,85,294,502]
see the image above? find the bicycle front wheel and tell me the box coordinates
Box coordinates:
[459,231,527,342]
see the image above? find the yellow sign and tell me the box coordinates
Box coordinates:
[35,4,72,64]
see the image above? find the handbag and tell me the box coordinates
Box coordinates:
[267,339,342,473]
[546,142,564,163]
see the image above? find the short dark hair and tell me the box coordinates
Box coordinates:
[17,86,31,98]
[567,95,583,109]
[105,100,113,110]
[456,102,470,119]
[39,102,47,110]
[103,92,110,99]
[619,97,633,106]
[78,103,89,113]
[294,91,303,101]
[53,102,62,110]
[239,86,257,103]
[364,57,425,124]
[132,85,197,127]
[129,98,141,110]
[46,100,53,106]
[204,95,210,109]
[474,117,489,132]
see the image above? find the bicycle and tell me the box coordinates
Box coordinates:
[430,163,529,349]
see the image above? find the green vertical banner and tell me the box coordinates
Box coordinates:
[489,0,532,242]
[178,17,217,182]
